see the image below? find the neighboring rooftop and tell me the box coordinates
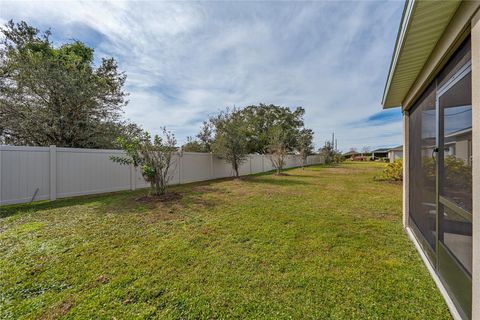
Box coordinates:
[388,145,403,152]
[343,150,360,156]
[371,148,390,153]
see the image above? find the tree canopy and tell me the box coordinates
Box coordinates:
[211,108,249,177]
[183,104,314,156]
[182,121,213,153]
[241,104,306,154]
[0,20,140,148]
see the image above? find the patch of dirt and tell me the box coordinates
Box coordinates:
[135,192,183,203]
[145,205,185,224]
[325,168,359,174]
[191,185,227,195]
[29,264,45,276]
[273,172,289,176]
[199,226,213,235]
[262,187,303,198]
[96,274,109,284]
[189,196,219,209]
[43,299,74,320]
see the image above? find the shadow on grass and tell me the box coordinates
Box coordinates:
[0,175,253,220]
[0,190,140,219]
[0,166,321,220]
[305,164,342,171]
[248,176,312,187]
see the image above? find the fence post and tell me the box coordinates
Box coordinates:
[49,145,57,201]
[179,153,183,184]
[130,164,136,191]
[210,153,214,179]
[262,155,265,172]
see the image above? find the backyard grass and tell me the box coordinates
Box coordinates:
[0,162,450,319]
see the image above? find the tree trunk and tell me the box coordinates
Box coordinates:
[234,161,239,178]
[154,180,163,196]
[149,181,155,196]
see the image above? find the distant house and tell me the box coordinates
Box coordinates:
[381,1,479,319]
[342,150,360,159]
[387,145,403,162]
[445,127,472,166]
[342,150,371,161]
[370,148,389,160]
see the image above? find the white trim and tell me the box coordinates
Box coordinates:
[406,227,463,320]
[437,61,472,96]
[471,10,480,319]
[49,145,57,201]
[181,151,212,156]
[57,148,126,154]
[382,0,416,106]
[0,145,49,152]
[435,61,471,153]
[403,111,409,228]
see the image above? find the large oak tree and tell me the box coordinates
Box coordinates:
[0,21,140,148]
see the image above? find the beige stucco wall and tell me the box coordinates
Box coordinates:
[388,150,403,163]
[471,9,480,320]
[455,139,470,164]
[403,112,409,229]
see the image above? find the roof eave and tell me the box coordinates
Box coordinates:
[381,0,416,109]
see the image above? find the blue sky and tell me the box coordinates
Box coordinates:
[1,1,404,151]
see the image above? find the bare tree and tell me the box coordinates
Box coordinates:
[361,146,371,157]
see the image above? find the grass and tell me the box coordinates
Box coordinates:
[0,162,450,319]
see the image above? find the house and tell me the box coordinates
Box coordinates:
[342,150,372,161]
[370,148,389,160]
[342,150,360,159]
[381,1,479,319]
[387,145,403,162]
[445,127,473,165]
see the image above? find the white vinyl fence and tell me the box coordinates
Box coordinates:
[0,145,324,206]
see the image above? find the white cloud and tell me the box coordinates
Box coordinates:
[1,0,404,151]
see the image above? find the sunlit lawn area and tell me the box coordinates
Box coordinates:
[0,162,449,319]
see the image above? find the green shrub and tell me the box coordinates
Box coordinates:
[444,155,472,191]
[378,159,403,181]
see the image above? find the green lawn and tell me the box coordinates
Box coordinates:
[0,162,450,319]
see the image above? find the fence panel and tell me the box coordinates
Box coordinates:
[0,146,50,205]
[180,152,212,183]
[0,145,324,206]
[250,155,264,174]
[56,148,130,198]
[212,156,233,179]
